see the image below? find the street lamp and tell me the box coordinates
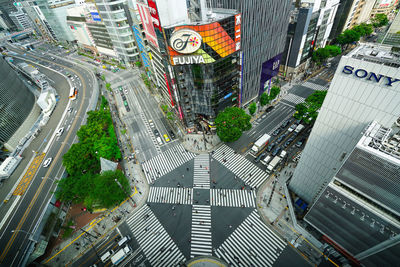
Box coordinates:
[11,230,35,242]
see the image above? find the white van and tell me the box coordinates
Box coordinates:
[118,235,131,247]
[156,136,163,145]
[261,155,272,166]
[100,249,114,263]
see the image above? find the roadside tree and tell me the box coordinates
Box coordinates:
[215,107,251,142]
[249,102,257,115]
[260,92,269,106]
[372,14,388,28]
[294,91,327,124]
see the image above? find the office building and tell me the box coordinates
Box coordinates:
[9,6,32,31]
[0,0,17,30]
[289,44,400,204]
[329,0,375,40]
[211,0,291,106]
[94,0,140,65]
[283,0,339,78]
[66,5,96,53]
[305,121,400,266]
[371,0,399,17]
[0,58,35,151]
[382,11,400,45]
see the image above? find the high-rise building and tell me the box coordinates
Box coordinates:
[0,0,17,30]
[283,0,339,78]
[94,0,140,65]
[289,44,400,204]
[371,0,399,17]
[305,120,400,266]
[35,0,76,42]
[211,0,291,106]
[329,0,376,41]
[0,58,35,150]
[66,5,96,53]
[9,6,33,31]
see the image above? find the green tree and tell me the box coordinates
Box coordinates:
[260,92,269,106]
[101,96,108,109]
[63,143,100,176]
[92,170,130,208]
[293,91,327,124]
[135,61,142,67]
[352,23,373,37]
[269,86,280,101]
[167,111,174,120]
[101,75,105,81]
[249,102,257,115]
[336,29,361,46]
[106,83,111,91]
[372,14,388,28]
[215,107,251,142]
[312,47,330,64]
[161,104,168,113]
[325,45,341,57]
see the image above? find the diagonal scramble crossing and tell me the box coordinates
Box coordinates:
[142,144,196,184]
[215,210,286,267]
[193,154,210,189]
[213,145,268,189]
[191,205,212,258]
[125,205,186,266]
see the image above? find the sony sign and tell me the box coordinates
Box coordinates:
[172,55,205,65]
[342,65,400,87]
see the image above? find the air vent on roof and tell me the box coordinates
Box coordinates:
[370,50,379,56]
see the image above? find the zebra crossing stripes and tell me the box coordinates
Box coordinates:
[142,144,196,184]
[191,205,212,258]
[210,189,256,208]
[193,154,210,189]
[147,187,193,204]
[126,205,185,266]
[302,81,328,91]
[215,210,286,267]
[213,145,267,189]
[141,113,161,153]
[282,93,305,105]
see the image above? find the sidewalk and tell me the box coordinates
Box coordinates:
[182,133,222,154]
[256,163,324,265]
[42,163,149,266]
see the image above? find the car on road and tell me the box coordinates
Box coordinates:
[272,129,281,136]
[254,152,266,163]
[281,119,290,129]
[122,95,126,101]
[118,86,123,92]
[266,106,274,112]
[271,147,281,157]
[148,120,155,128]
[124,89,128,94]
[156,136,163,145]
[296,138,306,147]
[163,134,170,142]
[153,129,160,136]
[56,127,64,137]
[284,138,294,148]
[276,134,286,143]
[267,143,275,152]
[43,158,52,168]
[169,131,176,139]
[288,123,298,132]
[68,107,73,113]
[124,101,128,106]
[126,106,130,112]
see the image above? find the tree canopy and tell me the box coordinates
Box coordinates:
[294,91,327,124]
[56,170,130,210]
[352,23,373,37]
[215,107,251,142]
[260,92,269,106]
[372,14,388,28]
[63,108,121,177]
[312,45,341,64]
[336,29,361,46]
[249,102,257,115]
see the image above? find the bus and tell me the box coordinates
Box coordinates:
[69,87,77,100]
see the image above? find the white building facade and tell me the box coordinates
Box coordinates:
[289,44,400,204]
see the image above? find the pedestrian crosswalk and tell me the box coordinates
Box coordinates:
[282,93,305,105]
[193,154,210,189]
[147,187,193,204]
[214,210,286,267]
[142,144,196,184]
[126,205,185,266]
[213,145,268,189]
[141,112,161,154]
[302,81,328,91]
[210,189,256,208]
[191,205,212,258]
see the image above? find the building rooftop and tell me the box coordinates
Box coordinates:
[166,8,238,28]
[348,43,400,68]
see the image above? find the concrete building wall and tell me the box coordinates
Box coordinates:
[289,48,400,204]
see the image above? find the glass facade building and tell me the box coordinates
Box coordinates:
[162,11,241,130]
[0,58,35,149]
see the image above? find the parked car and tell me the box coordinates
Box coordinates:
[43,158,52,168]
[266,106,274,112]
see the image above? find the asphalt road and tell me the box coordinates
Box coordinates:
[0,43,96,266]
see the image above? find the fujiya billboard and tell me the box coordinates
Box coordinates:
[170,29,202,54]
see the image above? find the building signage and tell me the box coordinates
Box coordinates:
[235,14,241,51]
[342,65,400,87]
[137,2,159,49]
[172,55,205,65]
[148,0,161,32]
[170,29,202,54]
[90,12,101,22]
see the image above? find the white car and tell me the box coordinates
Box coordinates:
[68,107,73,113]
[56,127,64,136]
[124,89,128,94]
[43,158,52,168]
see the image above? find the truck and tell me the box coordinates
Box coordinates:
[111,245,132,265]
[250,134,271,155]
[261,155,272,166]
[294,124,305,133]
[266,156,282,173]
